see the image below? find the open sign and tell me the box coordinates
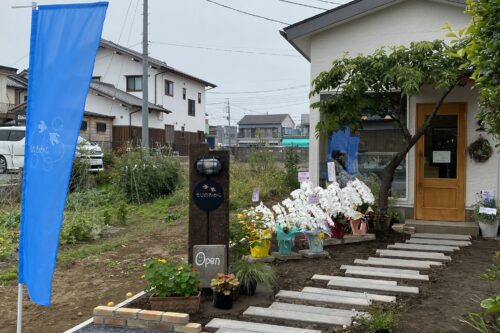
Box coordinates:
[193,245,226,288]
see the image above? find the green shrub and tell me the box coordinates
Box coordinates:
[115,152,181,204]
[60,216,104,244]
[0,210,20,229]
[0,228,17,261]
[144,258,200,297]
[249,150,276,173]
[354,306,397,333]
[116,202,128,225]
[95,150,117,186]
[283,148,300,191]
[69,159,95,192]
[66,187,118,211]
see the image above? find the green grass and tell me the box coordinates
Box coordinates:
[57,238,129,264]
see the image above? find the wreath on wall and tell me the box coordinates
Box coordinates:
[468,136,493,163]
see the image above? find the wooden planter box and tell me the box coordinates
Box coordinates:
[149,292,201,314]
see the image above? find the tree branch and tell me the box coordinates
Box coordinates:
[388,112,412,144]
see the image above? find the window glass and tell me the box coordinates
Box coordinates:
[96,122,107,132]
[9,130,25,141]
[165,80,174,96]
[188,99,195,116]
[127,76,142,91]
[183,88,187,100]
[198,92,202,104]
[0,130,10,141]
[423,115,457,179]
[81,121,88,131]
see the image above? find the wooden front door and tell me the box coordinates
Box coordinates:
[415,103,466,221]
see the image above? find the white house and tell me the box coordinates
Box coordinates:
[88,39,216,151]
[281,0,497,230]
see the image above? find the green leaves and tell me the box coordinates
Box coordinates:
[310,39,470,135]
[143,258,200,297]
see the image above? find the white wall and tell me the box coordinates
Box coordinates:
[0,75,7,104]
[306,0,471,185]
[92,47,207,133]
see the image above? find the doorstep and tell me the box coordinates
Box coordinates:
[402,219,479,237]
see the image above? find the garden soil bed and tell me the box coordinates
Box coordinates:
[0,228,497,333]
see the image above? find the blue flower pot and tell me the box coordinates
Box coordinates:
[278,238,294,255]
[306,233,324,253]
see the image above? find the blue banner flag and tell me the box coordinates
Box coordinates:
[18,2,108,306]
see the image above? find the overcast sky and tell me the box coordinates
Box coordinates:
[0,0,351,126]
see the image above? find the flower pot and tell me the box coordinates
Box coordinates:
[350,219,367,236]
[478,220,499,238]
[250,240,271,258]
[375,329,391,333]
[213,292,233,309]
[149,292,201,314]
[278,238,294,255]
[330,222,345,240]
[239,280,257,296]
[306,233,324,253]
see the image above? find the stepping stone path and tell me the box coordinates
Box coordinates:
[205,233,472,332]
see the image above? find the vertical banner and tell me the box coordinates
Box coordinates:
[18,2,108,306]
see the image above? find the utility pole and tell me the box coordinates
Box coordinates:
[141,0,149,149]
[226,99,231,147]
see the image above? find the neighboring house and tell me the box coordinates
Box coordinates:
[237,114,296,147]
[92,39,216,151]
[299,114,310,137]
[214,125,238,147]
[0,66,25,125]
[281,0,495,224]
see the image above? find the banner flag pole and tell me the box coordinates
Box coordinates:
[17,283,23,333]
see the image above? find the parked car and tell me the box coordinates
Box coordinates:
[0,126,104,174]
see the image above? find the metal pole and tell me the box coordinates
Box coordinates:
[17,283,23,333]
[226,99,231,147]
[141,0,149,149]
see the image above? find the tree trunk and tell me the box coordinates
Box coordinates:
[377,82,460,213]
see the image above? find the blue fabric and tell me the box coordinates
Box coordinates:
[328,129,360,175]
[18,2,107,306]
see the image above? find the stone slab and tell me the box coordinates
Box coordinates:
[407,238,471,246]
[388,243,459,252]
[327,278,419,295]
[243,255,275,263]
[411,233,471,240]
[276,290,370,307]
[355,257,442,269]
[299,250,329,258]
[243,306,352,326]
[302,287,396,303]
[377,249,451,261]
[324,234,376,246]
[271,252,303,261]
[405,219,478,237]
[341,265,422,275]
[312,274,397,285]
[345,269,429,281]
[205,318,321,333]
[269,302,365,318]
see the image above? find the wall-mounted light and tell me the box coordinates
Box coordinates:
[196,156,222,176]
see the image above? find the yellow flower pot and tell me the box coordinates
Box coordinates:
[250,240,271,258]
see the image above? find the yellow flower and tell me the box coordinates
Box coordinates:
[262,229,273,239]
[158,259,166,263]
[237,213,246,219]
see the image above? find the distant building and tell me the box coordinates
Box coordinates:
[300,114,310,137]
[237,114,295,147]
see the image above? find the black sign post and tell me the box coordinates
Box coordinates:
[188,144,229,268]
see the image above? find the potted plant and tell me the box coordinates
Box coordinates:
[474,195,499,238]
[144,258,200,314]
[273,203,301,255]
[238,204,274,258]
[210,273,240,309]
[231,260,278,296]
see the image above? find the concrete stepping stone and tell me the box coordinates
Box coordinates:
[388,243,459,252]
[269,302,366,319]
[243,305,352,327]
[344,268,429,281]
[377,249,451,261]
[327,277,419,295]
[206,318,322,333]
[412,233,471,240]
[341,265,422,275]
[276,289,370,307]
[407,238,471,246]
[312,274,397,285]
[355,257,443,269]
[302,286,396,303]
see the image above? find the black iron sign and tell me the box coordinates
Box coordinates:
[193,179,224,212]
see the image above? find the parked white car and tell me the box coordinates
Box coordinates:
[0,126,104,174]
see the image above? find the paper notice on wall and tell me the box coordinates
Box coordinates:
[308,194,319,205]
[479,207,497,215]
[432,151,451,163]
[298,171,310,183]
[327,161,336,182]
[481,189,495,201]
[252,188,260,202]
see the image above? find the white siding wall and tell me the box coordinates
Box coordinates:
[307,0,471,188]
[91,47,207,133]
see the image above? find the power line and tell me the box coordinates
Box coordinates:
[151,41,300,57]
[207,84,308,94]
[278,0,327,10]
[205,0,290,25]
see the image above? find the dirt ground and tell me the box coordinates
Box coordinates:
[0,227,498,333]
